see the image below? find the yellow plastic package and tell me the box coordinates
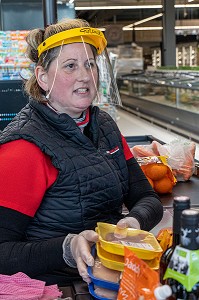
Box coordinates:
[97,222,163,260]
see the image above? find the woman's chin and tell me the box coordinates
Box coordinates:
[76,100,92,110]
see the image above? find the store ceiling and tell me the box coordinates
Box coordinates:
[74,0,199,27]
[2,0,199,29]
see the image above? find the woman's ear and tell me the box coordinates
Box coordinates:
[35,66,48,91]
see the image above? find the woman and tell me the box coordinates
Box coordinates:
[0,18,163,286]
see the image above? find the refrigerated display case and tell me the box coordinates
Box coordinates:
[119,70,199,139]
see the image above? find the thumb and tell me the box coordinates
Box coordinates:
[116,219,128,229]
[80,230,99,243]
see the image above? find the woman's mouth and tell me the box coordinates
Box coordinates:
[75,88,89,94]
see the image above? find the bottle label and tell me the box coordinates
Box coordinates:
[164,246,199,291]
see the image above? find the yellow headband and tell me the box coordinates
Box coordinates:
[37,27,107,57]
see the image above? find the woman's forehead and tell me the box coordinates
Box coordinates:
[60,43,94,57]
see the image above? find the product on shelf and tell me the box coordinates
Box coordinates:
[0,30,33,80]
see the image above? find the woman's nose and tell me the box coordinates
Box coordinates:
[76,67,90,81]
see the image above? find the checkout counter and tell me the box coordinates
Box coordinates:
[161,178,199,207]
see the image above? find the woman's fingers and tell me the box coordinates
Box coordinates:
[117,217,141,230]
[79,230,99,243]
[76,256,92,283]
[71,230,98,282]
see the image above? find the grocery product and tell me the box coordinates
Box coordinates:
[97,222,162,259]
[92,257,121,283]
[138,156,176,194]
[0,30,33,80]
[117,247,159,300]
[164,209,199,299]
[159,196,190,284]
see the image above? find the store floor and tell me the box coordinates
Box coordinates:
[117,108,199,161]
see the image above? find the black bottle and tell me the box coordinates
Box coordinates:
[159,196,190,284]
[167,209,199,299]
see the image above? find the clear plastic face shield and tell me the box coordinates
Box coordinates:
[37,27,122,108]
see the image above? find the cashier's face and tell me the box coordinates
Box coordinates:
[36,43,98,118]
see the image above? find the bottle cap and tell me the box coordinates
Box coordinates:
[173,196,190,209]
[174,196,190,201]
[181,209,199,224]
[180,209,199,250]
[154,285,172,300]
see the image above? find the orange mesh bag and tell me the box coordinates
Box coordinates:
[137,156,177,194]
[131,139,196,182]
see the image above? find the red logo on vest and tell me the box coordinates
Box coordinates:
[106,146,119,155]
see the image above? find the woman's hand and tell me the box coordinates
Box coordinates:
[70,230,99,283]
[116,217,140,230]
[114,217,140,238]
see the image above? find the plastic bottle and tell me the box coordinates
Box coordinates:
[154,285,172,300]
[159,196,190,284]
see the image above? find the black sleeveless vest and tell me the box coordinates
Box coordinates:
[0,100,129,240]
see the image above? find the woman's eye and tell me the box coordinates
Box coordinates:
[85,61,96,68]
[66,63,75,70]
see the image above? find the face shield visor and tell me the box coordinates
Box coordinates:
[37,27,122,107]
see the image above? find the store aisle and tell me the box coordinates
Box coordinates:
[117,108,199,161]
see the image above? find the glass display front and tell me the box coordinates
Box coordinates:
[120,71,199,114]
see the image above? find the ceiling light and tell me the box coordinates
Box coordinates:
[75,5,163,10]
[75,4,199,10]
[123,13,163,29]
[175,25,199,29]
[134,13,163,26]
[123,26,163,31]
[175,4,199,7]
[98,28,106,31]
[123,25,199,31]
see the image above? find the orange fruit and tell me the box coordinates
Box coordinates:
[141,165,147,173]
[154,176,173,194]
[145,163,168,181]
[146,176,154,188]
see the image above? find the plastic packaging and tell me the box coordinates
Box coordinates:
[154,285,172,300]
[96,242,159,271]
[97,222,163,260]
[87,245,120,291]
[88,245,120,300]
[117,247,159,300]
[131,139,196,182]
[88,282,118,300]
[136,155,176,194]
